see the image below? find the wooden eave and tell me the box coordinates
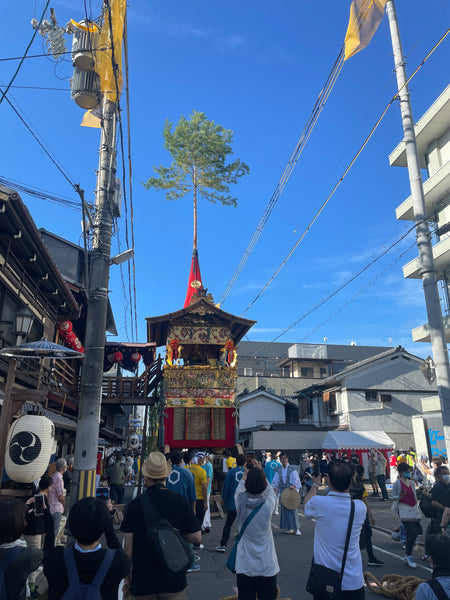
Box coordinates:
[146,297,256,347]
[0,186,79,319]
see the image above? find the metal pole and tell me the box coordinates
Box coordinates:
[386,0,450,459]
[0,359,17,489]
[71,97,117,502]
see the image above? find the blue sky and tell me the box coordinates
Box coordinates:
[1,1,449,357]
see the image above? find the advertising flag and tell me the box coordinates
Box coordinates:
[344,0,387,60]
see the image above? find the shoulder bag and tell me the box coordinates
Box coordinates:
[226,502,264,574]
[426,579,448,600]
[306,500,355,600]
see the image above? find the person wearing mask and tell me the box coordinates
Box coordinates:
[47,457,67,543]
[234,460,279,600]
[216,454,246,553]
[415,535,450,599]
[392,462,422,568]
[431,466,450,535]
[23,474,55,598]
[0,497,43,600]
[44,497,130,599]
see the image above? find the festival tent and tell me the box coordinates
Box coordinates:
[322,430,395,474]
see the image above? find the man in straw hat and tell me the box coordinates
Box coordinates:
[121,452,201,599]
[271,452,302,535]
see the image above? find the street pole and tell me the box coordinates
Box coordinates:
[71,97,117,502]
[386,0,450,459]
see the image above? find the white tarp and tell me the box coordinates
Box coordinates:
[322,430,395,450]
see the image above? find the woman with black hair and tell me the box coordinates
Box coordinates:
[234,460,279,600]
[43,497,130,600]
[0,497,42,600]
[415,535,450,599]
[392,461,422,569]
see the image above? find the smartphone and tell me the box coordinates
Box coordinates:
[34,494,45,516]
[96,486,109,501]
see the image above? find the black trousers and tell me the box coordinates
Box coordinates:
[195,499,205,531]
[221,510,237,547]
[403,520,422,556]
[237,573,277,600]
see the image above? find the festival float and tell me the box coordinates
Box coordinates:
[146,250,255,449]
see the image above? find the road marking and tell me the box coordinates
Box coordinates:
[372,545,432,573]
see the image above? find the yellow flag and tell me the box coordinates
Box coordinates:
[96,0,126,102]
[80,108,101,128]
[344,0,387,60]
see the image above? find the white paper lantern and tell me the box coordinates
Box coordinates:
[5,415,55,483]
[129,434,139,448]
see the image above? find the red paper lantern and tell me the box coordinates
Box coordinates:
[131,352,141,363]
[65,332,76,343]
[73,338,83,350]
[113,351,123,363]
[79,346,85,354]
[58,321,72,334]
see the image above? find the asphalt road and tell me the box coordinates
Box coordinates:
[185,492,433,600]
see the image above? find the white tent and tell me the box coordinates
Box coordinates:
[322,430,395,450]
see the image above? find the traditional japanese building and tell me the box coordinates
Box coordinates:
[146,253,255,449]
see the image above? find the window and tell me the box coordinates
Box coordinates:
[320,367,327,378]
[365,390,378,402]
[282,366,290,378]
[301,367,314,378]
[243,368,253,376]
[380,394,392,403]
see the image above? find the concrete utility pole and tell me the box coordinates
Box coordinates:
[71,97,117,501]
[386,0,450,459]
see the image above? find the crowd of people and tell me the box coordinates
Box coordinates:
[1,446,450,600]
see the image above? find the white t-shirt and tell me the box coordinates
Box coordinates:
[304,491,366,591]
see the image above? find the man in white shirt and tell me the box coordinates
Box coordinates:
[304,460,367,599]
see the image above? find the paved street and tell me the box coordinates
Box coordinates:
[184,493,433,600]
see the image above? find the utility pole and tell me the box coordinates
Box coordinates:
[71,97,117,501]
[386,0,450,458]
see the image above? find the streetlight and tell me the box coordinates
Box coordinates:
[13,307,34,345]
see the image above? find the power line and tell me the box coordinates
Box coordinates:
[252,223,419,356]
[0,176,82,211]
[0,0,50,106]
[218,47,345,307]
[240,28,450,318]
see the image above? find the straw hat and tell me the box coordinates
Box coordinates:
[142,451,171,479]
[280,488,301,510]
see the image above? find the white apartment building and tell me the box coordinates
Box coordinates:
[390,84,450,342]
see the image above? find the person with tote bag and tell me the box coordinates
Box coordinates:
[391,461,423,569]
[231,460,279,600]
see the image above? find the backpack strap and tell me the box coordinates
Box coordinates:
[63,547,80,586]
[427,578,448,600]
[90,549,116,588]
[141,492,161,527]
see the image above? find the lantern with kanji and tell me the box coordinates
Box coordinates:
[65,331,76,344]
[73,338,83,350]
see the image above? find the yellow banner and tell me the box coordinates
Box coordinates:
[344,0,387,60]
[96,0,126,102]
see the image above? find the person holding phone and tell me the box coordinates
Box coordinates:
[23,475,55,598]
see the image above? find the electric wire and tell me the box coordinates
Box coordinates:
[0,176,82,212]
[240,27,450,318]
[252,223,419,357]
[301,240,417,342]
[0,0,50,106]
[218,47,345,307]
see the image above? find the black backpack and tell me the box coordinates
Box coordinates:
[141,493,191,577]
[0,548,24,600]
[61,547,115,600]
